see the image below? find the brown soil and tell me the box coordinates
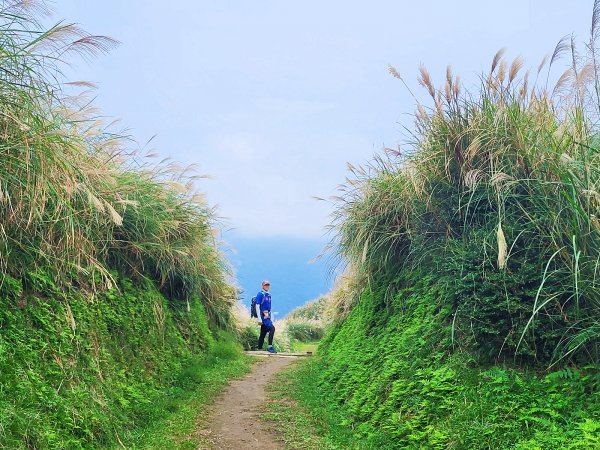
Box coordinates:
[199,355,297,449]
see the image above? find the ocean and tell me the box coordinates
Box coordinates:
[222,232,334,318]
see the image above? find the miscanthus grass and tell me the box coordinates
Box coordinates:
[0,1,235,327]
[331,2,600,366]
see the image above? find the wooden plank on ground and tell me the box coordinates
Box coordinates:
[245,351,313,357]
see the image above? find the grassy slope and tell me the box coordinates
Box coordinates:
[284,23,600,449]
[0,4,249,448]
[0,271,252,449]
[269,270,600,449]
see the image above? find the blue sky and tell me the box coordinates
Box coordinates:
[51,1,591,239]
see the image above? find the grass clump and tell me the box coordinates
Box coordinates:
[282,296,330,345]
[0,0,235,327]
[333,36,600,367]
[286,296,329,321]
[306,2,600,448]
[285,321,325,342]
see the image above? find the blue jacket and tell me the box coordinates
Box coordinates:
[256,289,273,327]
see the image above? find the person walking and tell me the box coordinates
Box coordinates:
[255,280,276,353]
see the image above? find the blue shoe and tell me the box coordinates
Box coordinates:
[267,346,277,354]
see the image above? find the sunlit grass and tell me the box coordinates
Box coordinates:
[264,359,374,450]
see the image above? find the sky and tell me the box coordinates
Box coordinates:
[228,235,332,317]
[50,0,593,240]
[44,1,595,314]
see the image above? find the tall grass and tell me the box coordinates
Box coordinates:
[282,296,331,343]
[332,5,600,365]
[0,1,235,327]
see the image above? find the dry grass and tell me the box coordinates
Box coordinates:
[0,1,235,328]
[330,3,600,364]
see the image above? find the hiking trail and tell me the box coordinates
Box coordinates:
[198,353,305,449]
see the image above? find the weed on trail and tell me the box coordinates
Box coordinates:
[265,358,387,450]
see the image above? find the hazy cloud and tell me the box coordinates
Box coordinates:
[52,0,591,238]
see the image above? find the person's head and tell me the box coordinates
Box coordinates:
[262,280,271,291]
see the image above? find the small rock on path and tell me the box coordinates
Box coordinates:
[201,355,296,449]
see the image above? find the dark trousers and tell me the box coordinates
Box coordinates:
[258,323,275,348]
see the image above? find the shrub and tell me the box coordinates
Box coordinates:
[286,321,325,341]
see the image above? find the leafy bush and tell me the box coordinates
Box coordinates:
[285,321,325,341]
[237,324,261,350]
[281,297,330,348]
[286,296,328,321]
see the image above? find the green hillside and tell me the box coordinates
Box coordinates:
[0,4,247,448]
[269,20,600,450]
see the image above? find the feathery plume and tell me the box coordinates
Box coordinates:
[416,103,427,122]
[553,68,574,96]
[509,56,524,83]
[465,135,481,161]
[537,54,549,74]
[550,35,571,68]
[491,48,506,73]
[520,70,530,98]
[453,75,461,98]
[463,169,483,189]
[576,63,595,89]
[435,92,443,114]
[65,81,98,89]
[497,59,507,85]
[497,222,507,270]
[592,0,600,43]
[104,201,123,226]
[418,64,436,98]
[444,81,452,103]
[388,65,402,79]
[446,65,453,85]
[570,35,579,74]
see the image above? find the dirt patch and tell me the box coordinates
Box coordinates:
[199,356,297,449]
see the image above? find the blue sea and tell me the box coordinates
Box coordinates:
[222,232,335,318]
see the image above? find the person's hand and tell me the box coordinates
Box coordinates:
[257,321,262,326]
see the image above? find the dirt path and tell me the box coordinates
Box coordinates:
[200,355,297,449]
